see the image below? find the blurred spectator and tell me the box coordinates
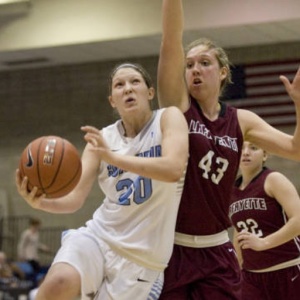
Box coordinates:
[0,251,24,281]
[0,251,14,279]
[0,250,28,294]
[0,251,34,299]
[17,217,50,274]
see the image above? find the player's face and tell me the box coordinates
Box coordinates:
[240,142,267,173]
[185,45,227,103]
[109,68,154,116]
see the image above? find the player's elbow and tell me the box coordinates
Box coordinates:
[167,162,187,182]
[292,148,300,161]
[290,216,300,236]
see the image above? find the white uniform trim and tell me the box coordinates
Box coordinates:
[174,230,230,248]
[248,256,300,273]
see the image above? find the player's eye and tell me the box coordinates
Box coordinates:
[132,78,140,84]
[186,62,193,69]
[114,82,123,88]
[201,60,210,66]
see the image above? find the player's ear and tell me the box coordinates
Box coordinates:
[148,87,155,101]
[108,96,116,108]
[262,151,268,162]
[220,67,227,81]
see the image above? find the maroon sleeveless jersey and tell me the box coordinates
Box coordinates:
[175,99,243,235]
[230,167,300,270]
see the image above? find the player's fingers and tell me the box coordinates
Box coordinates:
[84,135,98,147]
[241,242,248,249]
[279,75,291,93]
[237,237,246,245]
[84,132,101,139]
[237,231,248,241]
[15,169,22,186]
[24,187,39,204]
[30,186,38,196]
[81,125,100,134]
[84,133,105,149]
[18,176,29,194]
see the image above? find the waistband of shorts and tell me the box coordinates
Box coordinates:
[174,230,230,248]
[247,256,300,273]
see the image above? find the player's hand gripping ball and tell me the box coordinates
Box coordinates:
[19,136,82,198]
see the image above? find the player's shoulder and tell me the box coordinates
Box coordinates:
[236,107,261,122]
[160,107,187,130]
[160,106,185,118]
[264,170,290,195]
[159,105,182,112]
[265,170,287,183]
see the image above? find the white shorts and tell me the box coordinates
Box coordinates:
[53,228,164,300]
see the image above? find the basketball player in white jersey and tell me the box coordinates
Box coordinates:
[16,62,189,300]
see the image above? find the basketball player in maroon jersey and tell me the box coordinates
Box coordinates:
[158,0,300,299]
[230,141,300,300]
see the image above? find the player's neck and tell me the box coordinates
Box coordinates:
[240,167,263,190]
[122,111,153,138]
[199,101,221,121]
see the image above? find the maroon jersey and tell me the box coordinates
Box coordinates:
[175,99,243,235]
[230,167,300,270]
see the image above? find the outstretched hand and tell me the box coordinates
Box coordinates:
[280,66,300,103]
[15,169,45,209]
[81,125,111,161]
[81,125,108,148]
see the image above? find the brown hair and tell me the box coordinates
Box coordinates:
[108,62,153,96]
[29,217,41,226]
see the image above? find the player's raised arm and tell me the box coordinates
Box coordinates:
[158,0,188,112]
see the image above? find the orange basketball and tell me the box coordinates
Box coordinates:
[19,136,82,198]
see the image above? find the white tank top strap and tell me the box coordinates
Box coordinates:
[174,230,230,248]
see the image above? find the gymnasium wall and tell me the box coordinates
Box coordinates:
[1,41,300,230]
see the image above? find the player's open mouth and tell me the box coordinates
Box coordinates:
[193,78,202,85]
[125,97,135,103]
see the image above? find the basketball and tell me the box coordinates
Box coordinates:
[18,136,82,198]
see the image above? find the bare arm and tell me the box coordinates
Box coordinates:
[232,228,243,267]
[16,143,100,214]
[237,172,300,251]
[238,66,300,161]
[82,106,189,182]
[158,0,189,111]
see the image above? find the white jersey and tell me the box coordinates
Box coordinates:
[86,109,185,271]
